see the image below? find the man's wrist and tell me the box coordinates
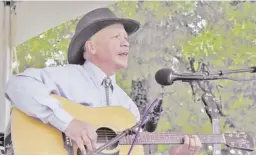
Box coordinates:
[48,108,74,132]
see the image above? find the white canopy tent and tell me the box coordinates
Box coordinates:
[0,0,117,135]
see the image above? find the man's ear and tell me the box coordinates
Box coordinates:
[85,40,96,55]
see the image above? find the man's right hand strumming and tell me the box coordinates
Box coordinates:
[64,119,98,154]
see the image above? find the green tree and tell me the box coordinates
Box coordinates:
[15,1,256,154]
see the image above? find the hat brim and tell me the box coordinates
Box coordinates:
[68,18,140,65]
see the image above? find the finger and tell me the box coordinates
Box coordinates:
[88,130,98,150]
[184,135,190,146]
[193,135,202,148]
[189,137,196,150]
[193,135,202,153]
[75,137,86,154]
[181,135,190,151]
[81,131,93,152]
[169,145,183,155]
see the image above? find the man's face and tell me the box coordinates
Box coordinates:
[92,24,130,70]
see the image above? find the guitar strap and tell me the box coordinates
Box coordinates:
[62,132,74,155]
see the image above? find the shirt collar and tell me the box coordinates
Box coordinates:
[83,61,116,87]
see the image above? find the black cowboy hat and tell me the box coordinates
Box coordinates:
[68,7,140,65]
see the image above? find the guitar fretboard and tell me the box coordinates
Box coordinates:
[119,132,225,145]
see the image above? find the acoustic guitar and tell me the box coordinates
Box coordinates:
[11,95,254,155]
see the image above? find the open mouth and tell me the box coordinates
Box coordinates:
[118,52,128,56]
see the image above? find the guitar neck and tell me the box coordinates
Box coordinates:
[119,132,226,145]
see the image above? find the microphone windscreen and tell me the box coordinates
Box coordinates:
[155,68,173,85]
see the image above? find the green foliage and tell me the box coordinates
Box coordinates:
[15,20,77,73]
[157,116,172,132]
[181,2,256,69]
[14,1,256,154]
[157,144,170,154]
[116,1,137,19]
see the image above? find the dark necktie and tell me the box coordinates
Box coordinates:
[102,77,113,105]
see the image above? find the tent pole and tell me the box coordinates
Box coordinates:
[0,1,14,136]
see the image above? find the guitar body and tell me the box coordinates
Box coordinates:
[11,95,144,155]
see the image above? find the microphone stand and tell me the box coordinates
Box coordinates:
[201,66,254,155]
[87,97,163,155]
[208,66,256,76]
[195,63,222,155]
[183,66,256,81]
[189,61,236,155]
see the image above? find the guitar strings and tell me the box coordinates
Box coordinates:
[95,130,196,134]
[95,134,187,136]
[70,131,248,147]
[95,130,238,137]
[88,134,223,140]
[89,138,247,147]
[95,132,224,137]
[86,130,232,142]
[95,130,225,136]
[94,132,226,137]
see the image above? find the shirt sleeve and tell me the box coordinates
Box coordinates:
[5,67,74,132]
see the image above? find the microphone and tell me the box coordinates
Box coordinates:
[155,68,228,86]
[144,98,163,132]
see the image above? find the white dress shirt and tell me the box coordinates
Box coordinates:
[5,61,140,132]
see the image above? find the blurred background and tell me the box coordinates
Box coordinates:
[1,0,256,155]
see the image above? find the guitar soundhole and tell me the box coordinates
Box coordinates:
[96,127,118,150]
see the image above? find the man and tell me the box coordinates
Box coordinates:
[5,8,201,154]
